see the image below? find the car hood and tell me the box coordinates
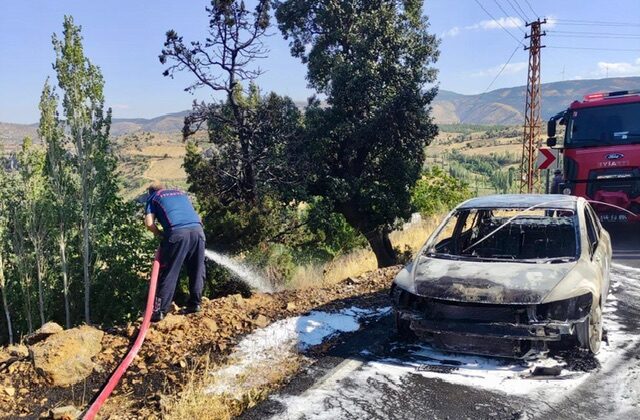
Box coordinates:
[408,256,577,304]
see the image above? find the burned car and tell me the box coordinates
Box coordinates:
[392,194,612,358]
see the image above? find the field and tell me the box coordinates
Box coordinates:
[115,131,199,198]
[111,124,534,200]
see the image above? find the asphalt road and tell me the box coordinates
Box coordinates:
[242,225,640,420]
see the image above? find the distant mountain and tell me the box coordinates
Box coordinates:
[2,77,639,146]
[432,76,640,125]
[110,110,191,136]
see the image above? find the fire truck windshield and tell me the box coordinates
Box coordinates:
[565,102,640,148]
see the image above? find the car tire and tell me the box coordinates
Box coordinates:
[395,311,416,341]
[577,304,602,354]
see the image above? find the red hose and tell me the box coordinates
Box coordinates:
[83,249,161,419]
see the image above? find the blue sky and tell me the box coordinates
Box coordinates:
[1,0,639,123]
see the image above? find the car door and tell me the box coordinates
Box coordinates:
[583,204,610,303]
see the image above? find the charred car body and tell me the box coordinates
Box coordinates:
[392,194,612,358]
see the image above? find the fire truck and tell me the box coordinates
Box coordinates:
[547,90,640,223]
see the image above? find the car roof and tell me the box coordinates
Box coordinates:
[457,194,579,210]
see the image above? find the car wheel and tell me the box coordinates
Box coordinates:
[395,311,416,341]
[577,304,602,354]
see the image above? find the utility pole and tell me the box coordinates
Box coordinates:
[520,18,546,193]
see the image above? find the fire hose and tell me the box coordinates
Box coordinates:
[83,249,160,419]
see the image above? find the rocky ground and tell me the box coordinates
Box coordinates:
[0,266,400,419]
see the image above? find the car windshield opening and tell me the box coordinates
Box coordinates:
[426,207,578,263]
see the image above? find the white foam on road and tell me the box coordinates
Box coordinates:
[272,263,640,419]
[205,306,391,396]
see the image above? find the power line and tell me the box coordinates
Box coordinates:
[484,45,521,93]
[514,0,533,21]
[548,34,640,40]
[504,0,528,22]
[493,0,526,34]
[547,30,640,37]
[554,19,640,27]
[459,44,522,124]
[523,0,538,18]
[547,45,640,52]
[473,0,525,46]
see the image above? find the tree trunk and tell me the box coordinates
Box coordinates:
[239,130,257,204]
[365,229,398,268]
[82,196,91,325]
[35,254,46,326]
[0,286,12,345]
[59,230,71,329]
[0,254,13,345]
[22,274,33,333]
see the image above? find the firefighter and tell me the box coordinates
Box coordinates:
[144,183,205,322]
[551,169,564,194]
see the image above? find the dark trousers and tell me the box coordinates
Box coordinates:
[154,227,205,314]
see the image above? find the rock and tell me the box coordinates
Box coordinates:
[50,405,80,420]
[253,314,270,328]
[286,302,297,311]
[202,318,219,333]
[1,386,15,397]
[25,322,64,345]
[0,350,10,365]
[8,344,29,359]
[31,325,103,387]
[156,314,183,333]
[230,294,245,306]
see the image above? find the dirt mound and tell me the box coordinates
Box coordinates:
[0,266,400,418]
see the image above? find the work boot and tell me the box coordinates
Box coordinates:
[184,304,201,315]
[151,311,165,322]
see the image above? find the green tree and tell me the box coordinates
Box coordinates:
[17,138,50,326]
[411,166,472,216]
[161,1,306,254]
[7,159,35,334]
[52,16,114,324]
[275,0,440,267]
[38,79,76,328]
[160,0,270,203]
[0,157,14,344]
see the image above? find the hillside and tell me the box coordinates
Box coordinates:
[433,76,640,125]
[2,77,638,146]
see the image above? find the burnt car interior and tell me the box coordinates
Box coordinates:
[428,208,578,262]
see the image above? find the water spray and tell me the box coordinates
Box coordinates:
[205,249,274,293]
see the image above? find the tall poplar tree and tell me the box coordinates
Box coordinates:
[38,79,75,328]
[17,139,50,326]
[52,16,113,324]
[0,161,14,344]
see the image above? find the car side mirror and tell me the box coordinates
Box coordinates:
[547,120,556,138]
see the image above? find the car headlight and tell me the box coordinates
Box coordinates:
[393,261,416,294]
[536,293,592,321]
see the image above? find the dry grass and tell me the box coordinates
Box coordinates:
[162,354,302,420]
[127,145,186,158]
[289,215,442,289]
[389,216,441,255]
[144,158,187,180]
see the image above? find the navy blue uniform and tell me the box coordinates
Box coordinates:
[146,189,205,314]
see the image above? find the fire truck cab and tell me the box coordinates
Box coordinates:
[547,90,640,223]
